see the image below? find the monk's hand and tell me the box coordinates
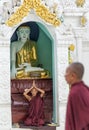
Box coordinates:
[34,86,38,91]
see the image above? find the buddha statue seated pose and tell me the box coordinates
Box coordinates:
[11,25,49,79]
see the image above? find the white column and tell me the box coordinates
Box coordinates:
[73,27,85,62]
[0,41,12,130]
[55,31,75,130]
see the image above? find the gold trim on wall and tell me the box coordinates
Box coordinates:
[5,0,61,27]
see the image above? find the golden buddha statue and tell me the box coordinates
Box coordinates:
[11,25,49,79]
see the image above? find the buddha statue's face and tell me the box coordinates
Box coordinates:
[17,26,30,42]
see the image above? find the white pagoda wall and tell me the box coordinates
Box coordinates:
[0,0,89,130]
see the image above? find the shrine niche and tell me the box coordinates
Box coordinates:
[6,0,62,128]
[10,21,58,129]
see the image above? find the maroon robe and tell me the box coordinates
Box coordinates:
[65,81,89,130]
[24,94,45,126]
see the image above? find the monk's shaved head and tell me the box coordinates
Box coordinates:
[68,62,84,80]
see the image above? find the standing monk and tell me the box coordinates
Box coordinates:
[65,62,89,130]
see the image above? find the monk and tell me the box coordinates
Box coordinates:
[23,80,45,126]
[65,62,89,130]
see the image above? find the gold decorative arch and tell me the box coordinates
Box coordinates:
[6,0,61,27]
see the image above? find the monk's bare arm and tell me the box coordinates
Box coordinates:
[23,86,33,101]
[35,86,45,97]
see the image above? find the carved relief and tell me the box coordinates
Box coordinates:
[0,92,10,104]
[0,46,10,104]
[0,24,11,38]
[56,24,73,35]
[61,0,76,8]
[57,47,69,102]
[0,0,21,38]
[56,24,76,102]
[61,0,89,8]
[0,107,11,128]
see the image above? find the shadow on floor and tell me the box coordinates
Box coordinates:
[19,123,56,130]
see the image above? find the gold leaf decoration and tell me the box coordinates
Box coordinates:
[6,0,61,27]
[68,44,75,51]
[68,44,75,64]
[75,0,85,7]
[80,16,87,26]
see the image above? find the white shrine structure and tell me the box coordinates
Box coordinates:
[0,0,89,130]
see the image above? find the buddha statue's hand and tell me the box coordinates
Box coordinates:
[23,63,32,72]
[19,63,31,69]
[18,64,24,68]
[24,63,31,67]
